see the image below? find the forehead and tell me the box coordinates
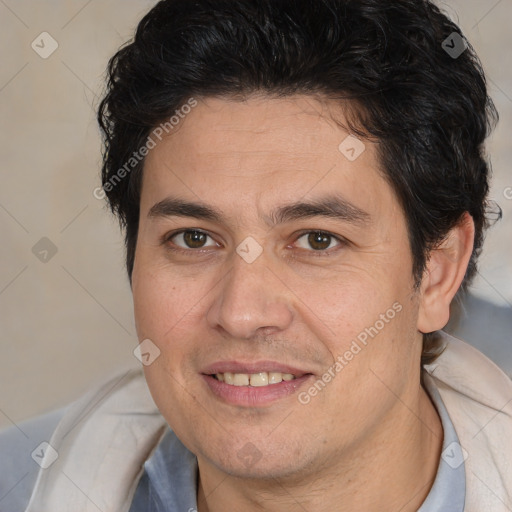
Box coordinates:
[148,95,365,169]
[140,95,399,226]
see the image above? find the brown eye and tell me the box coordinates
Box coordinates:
[309,232,331,250]
[171,230,215,249]
[295,231,342,252]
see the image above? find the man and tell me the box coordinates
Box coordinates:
[2,0,511,510]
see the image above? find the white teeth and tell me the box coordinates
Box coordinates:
[214,371,297,386]
[223,372,234,385]
[233,373,250,386]
[249,372,268,387]
[268,372,283,384]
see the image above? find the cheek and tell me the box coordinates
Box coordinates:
[315,272,417,378]
[132,270,167,340]
[132,259,205,340]
[301,268,400,338]
[132,267,198,405]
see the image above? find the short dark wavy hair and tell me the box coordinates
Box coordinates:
[98,0,498,364]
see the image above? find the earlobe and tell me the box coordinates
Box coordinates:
[417,213,475,333]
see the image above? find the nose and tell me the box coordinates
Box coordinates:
[206,249,294,340]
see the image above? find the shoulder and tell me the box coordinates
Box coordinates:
[0,368,153,512]
[425,330,512,410]
[21,369,167,512]
[424,331,512,510]
[0,408,67,512]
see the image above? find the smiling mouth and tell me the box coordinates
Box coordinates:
[211,371,299,387]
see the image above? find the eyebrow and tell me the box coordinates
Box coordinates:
[147,194,371,227]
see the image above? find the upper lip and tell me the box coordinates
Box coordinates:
[201,360,312,377]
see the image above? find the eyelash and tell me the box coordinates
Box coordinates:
[162,229,347,257]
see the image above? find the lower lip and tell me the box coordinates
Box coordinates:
[202,374,313,406]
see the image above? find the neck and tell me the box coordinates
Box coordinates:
[197,383,442,512]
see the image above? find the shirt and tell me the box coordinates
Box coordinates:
[129,374,465,511]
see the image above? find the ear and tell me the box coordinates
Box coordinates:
[417,213,475,334]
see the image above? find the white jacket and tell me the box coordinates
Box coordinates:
[24,332,512,511]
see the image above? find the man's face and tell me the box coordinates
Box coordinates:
[132,95,424,479]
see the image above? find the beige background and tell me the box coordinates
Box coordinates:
[1,0,511,431]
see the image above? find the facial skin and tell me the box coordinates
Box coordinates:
[131,95,473,511]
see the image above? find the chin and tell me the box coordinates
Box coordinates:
[206,441,315,481]
[220,460,301,480]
